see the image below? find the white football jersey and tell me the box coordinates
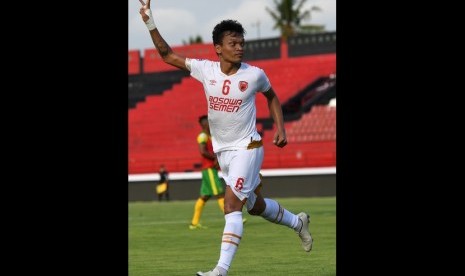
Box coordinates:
[187,58,271,153]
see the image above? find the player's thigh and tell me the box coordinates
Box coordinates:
[227,147,264,209]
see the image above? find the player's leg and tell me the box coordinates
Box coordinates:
[216,195,225,213]
[190,171,212,229]
[190,195,210,229]
[216,186,245,274]
[197,149,259,276]
[197,187,243,276]
[209,168,225,213]
[248,181,313,252]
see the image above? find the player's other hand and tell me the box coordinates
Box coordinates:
[273,131,287,148]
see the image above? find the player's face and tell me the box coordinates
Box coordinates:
[217,31,244,63]
[201,120,210,132]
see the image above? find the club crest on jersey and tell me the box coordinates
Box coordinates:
[239,81,248,92]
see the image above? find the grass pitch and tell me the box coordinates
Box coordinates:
[129,197,335,275]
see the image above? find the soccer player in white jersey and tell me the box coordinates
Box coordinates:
[138,1,313,275]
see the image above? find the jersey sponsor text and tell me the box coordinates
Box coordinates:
[209,96,243,113]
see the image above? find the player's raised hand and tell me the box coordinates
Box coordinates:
[273,131,287,148]
[138,0,150,8]
[138,0,157,31]
[139,0,150,21]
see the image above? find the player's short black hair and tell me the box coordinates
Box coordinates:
[212,19,246,45]
[198,115,208,124]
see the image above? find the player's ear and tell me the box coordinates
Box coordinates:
[215,44,222,55]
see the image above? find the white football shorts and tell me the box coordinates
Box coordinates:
[217,146,264,211]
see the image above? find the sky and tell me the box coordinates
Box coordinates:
[128,0,336,52]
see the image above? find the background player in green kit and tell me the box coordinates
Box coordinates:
[189,115,225,229]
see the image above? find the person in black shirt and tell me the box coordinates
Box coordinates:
[156,164,170,201]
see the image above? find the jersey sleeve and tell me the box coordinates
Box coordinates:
[257,69,272,93]
[197,132,208,144]
[188,58,207,82]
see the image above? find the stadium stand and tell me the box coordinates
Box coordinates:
[128,50,141,75]
[128,33,336,173]
[128,70,189,108]
[261,105,336,169]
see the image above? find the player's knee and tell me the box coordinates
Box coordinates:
[224,202,242,214]
[247,208,262,216]
[248,197,266,215]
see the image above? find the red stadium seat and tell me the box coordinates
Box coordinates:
[129,52,336,173]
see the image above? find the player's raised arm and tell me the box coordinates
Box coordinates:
[138,0,188,71]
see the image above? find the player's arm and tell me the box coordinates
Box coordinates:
[263,87,287,148]
[198,143,216,160]
[138,0,188,71]
[199,143,220,169]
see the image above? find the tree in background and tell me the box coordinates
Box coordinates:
[266,0,323,40]
[183,35,203,45]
